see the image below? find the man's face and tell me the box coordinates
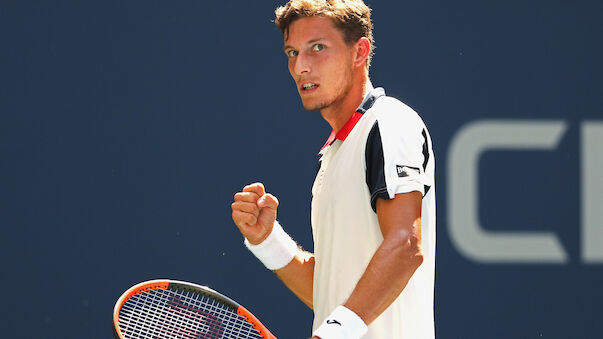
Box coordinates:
[284,16,356,112]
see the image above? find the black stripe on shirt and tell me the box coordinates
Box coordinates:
[421,128,431,195]
[365,121,389,213]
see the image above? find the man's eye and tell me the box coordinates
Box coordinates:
[312,44,325,52]
[287,50,298,57]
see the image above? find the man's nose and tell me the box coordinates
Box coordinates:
[293,53,310,76]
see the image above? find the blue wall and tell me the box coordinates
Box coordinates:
[1,1,601,338]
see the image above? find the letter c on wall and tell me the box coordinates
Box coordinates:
[447,120,568,263]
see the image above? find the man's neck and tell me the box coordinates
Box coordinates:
[320,75,372,133]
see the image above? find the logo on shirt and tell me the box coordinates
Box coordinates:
[397,165,421,178]
[326,319,342,326]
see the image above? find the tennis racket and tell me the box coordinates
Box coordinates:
[113,279,277,339]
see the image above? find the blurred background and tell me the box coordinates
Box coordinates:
[1,0,602,338]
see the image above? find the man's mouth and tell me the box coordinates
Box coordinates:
[301,83,319,91]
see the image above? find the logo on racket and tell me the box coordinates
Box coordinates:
[167,295,225,338]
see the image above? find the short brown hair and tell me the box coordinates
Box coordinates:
[275,0,374,66]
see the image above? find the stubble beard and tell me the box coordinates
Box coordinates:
[301,66,354,112]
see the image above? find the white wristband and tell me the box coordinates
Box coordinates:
[313,306,368,339]
[244,221,297,270]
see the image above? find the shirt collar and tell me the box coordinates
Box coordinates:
[319,85,386,154]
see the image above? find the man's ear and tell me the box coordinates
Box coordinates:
[353,37,371,67]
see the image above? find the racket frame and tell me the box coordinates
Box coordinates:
[113,279,276,339]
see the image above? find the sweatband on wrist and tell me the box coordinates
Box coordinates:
[313,306,368,339]
[244,220,297,270]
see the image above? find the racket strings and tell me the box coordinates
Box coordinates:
[119,288,263,339]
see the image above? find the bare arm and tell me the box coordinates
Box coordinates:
[275,251,315,309]
[344,191,424,325]
[231,183,315,309]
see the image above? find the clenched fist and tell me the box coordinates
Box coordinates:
[231,182,279,245]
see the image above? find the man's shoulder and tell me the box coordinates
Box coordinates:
[369,94,425,131]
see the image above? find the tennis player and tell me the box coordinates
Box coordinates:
[231,1,435,338]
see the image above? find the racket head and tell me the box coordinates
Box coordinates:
[113,279,276,339]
